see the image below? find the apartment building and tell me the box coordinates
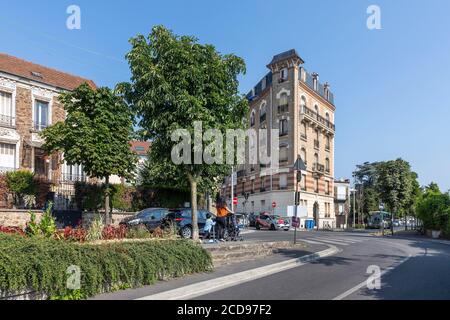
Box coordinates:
[0,53,96,209]
[334,178,351,229]
[222,49,336,229]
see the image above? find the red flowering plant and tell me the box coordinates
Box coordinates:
[56,226,87,242]
[0,226,26,236]
[102,225,128,240]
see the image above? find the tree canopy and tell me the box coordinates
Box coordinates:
[118,25,248,239]
[41,83,137,222]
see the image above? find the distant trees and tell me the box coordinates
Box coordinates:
[353,159,420,229]
[417,183,450,235]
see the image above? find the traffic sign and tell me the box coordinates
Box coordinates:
[233,197,238,205]
[272,201,277,208]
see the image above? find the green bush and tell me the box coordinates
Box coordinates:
[0,234,212,299]
[5,170,37,207]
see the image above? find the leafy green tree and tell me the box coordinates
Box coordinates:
[376,159,414,233]
[118,25,247,240]
[417,189,450,231]
[41,84,137,224]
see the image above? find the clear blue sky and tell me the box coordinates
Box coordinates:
[1,0,449,190]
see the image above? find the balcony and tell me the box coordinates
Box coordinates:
[278,104,289,114]
[260,113,267,123]
[61,172,87,183]
[0,114,15,127]
[313,163,325,173]
[0,166,16,174]
[300,105,335,132]
[32,121,49,132]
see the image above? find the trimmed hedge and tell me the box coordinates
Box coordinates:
[0,234,212,299]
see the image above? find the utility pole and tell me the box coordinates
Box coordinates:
[231,165,235,212]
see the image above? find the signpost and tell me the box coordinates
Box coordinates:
[293,157,307,245]
[379,202,385,236]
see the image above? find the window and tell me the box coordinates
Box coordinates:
[261,178,266,192]
[241,181,245,195]
[262,78,267,91]
[300,148,307,165]
[63,163,85,182]
[314,153,319,166]
[279,93,288,106]
[325,135,330,150]
[301,122,307,139]
[279,174,287,190]
[0,143,16,169]
[251,180,255,194]
[250,110,256,127]
[301,174,307,191]
[34,100,49,131]
[0,91,13,126]
[339,204,344,215]
[314,178,319,193]
[300,96,307,109]
[325,158,330,173]
[280,146,288,163]
[280,119,288,136]
[280,68,288,81]
[314,129,320,148]
[314,105,319,116]
[260,104,267,123]
[325,180,330,195]
[326,113,330,122]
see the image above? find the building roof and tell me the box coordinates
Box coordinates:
[268,49,304,66]
[0,53,96,91]
[130,141,151,156]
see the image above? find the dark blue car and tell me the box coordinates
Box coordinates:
[162,208,216,239]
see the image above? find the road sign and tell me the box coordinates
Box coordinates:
[233,197,238,205]
[293,157,307,172]
[292,217,300,228]
[272,201,277,208]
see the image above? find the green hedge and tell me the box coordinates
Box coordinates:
[0,234,212,299]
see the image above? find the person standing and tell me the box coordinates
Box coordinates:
[216,198,234,242]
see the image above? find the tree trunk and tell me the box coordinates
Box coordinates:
[105,175,111,225]
[188,174,199,241]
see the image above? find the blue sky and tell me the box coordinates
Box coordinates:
[1,0,450,190]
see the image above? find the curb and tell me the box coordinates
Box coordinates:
[136,243,339,300]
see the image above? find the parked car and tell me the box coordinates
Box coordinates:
[255,214,290,231]
[162,208,220,239]
[248,213,258,227]
[120,208,169,231]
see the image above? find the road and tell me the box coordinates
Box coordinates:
[93,230,450,300]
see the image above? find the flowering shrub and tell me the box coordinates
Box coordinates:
[0,226,25,236]
[59,226,87,242]
[102,224,128,240]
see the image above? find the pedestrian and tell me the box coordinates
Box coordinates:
[203,213,216,244]
[216,197,234,242]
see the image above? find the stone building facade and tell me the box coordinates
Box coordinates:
[0,53,96,209]
[222,50,336,229]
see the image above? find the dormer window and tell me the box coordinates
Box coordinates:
[250,110,256,127]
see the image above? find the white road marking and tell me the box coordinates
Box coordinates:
[307,238,350,246]
[136,244,340,300]
[333,254,413,300]
[322,237,364,243]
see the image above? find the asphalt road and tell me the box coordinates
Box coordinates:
[195,230,450,300]
[93,229,450,300]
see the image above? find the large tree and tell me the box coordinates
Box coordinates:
[41,83,137,224]
[376,158,414,233]
[118,25,247,240]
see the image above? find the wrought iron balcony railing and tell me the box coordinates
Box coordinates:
[0,114,15,127]
[300,105,335,131]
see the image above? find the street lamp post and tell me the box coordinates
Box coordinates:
[293,157,307,245]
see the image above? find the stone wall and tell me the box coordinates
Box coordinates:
[81,212,136,228]
[0,210,43,229]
